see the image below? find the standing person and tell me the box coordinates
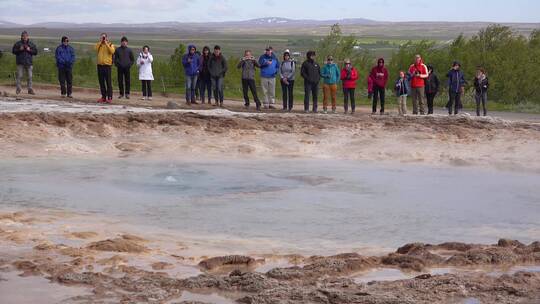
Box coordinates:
[94,33,115,103]
[194,49,202,101]
[370,58,388,114]
[474,67,489,116]
[12,31,37,95]
[237,50,261,110]
[113,36,135,99]
[182,45,200,104]
[394,71,411,115]
[301,50,320,113]
[199,46,212,104]
[279,50,296,112]
[408,54,429,115]
[320,55,340,114]
[137,45,154,101]
[258,46,279,109]
[340,59,359,114]
[424,65,439,114]
[55,36,75,98]
[447,61,466,115]
[208,45,227,107]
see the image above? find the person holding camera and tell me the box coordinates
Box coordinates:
[55,36,76,98]
[94,33,115,103]
[114,36,135,99]
[12,31,38,95]
[137,45,154,101]
[258,46,279,109]
[408,54,429,115]
[340,59,359,114]
[370,58,388,114]
[237,50,261,110]
[474,67,489,116]
[182,45,201,104]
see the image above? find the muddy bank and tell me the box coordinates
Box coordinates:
[1,209,540,303]
[1,97,539,172]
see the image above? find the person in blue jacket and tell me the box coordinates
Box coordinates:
[258,46,279,109]
[182,45,201,104]
[446,61,466,115]
[55,36,76,98]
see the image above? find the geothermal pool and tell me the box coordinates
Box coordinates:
[1,158,539,255]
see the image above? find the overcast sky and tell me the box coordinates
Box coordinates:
[1,0,539,24]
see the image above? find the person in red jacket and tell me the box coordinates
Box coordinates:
[369,58,388,114]
[408,54,429,115]
[340,58,359,114]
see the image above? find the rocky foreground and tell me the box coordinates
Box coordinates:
[1,211,540,303]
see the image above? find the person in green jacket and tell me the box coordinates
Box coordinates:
[320,55,340,113]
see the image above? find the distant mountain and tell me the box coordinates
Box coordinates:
[0,17,381,29]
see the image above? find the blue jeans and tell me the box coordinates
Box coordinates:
[185,75,198,103]
[211,76,224,104]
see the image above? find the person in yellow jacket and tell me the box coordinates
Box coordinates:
[94,33,115,103]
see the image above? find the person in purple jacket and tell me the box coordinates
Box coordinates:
[55,36,76,98]
[182,44,201,104]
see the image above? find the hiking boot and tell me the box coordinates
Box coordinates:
[269,105,276,109]
[16,88,21,94]
[61,95,66,98]
[141,96,147,100]
[323,108,327,114]
[256,105,261,111]
[125,94,130,99]
[28,89,35,95]
[148,97,152,101]
[67,95,73,99]
[344,110,348,114]
[304,110,310,113]
[332,108,336,114]
[118,95,124,99]
[97,98,106,103]
[219,101,223,107]
[106,97,112,103]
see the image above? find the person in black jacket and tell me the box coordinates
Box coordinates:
[199,46,212,104]
[301,50,320,113]
[474,67,489,116]
[12,31,38,95]
[208,45,228,107]
[424,65,439,115]
[113,36,135,99]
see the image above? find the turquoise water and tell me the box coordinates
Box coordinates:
[1,158,539,254]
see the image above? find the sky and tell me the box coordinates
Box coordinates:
[0,0,539,24]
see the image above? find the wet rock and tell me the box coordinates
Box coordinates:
[53,271,107,285]
[381,253,426,272]
[151,261,174,270]
[70,231,98,239]
[167,101,180,109]
[12,260,41,276]
[445,247,520,266]
[198,255,255,271]
[498,239,526,248]
[86,238,148,253]
[435,242,477,252]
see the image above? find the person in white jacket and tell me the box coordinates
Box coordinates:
[137,45,154,100]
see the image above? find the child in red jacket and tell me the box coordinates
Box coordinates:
[340,59,359,114]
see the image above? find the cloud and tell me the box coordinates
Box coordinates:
[207,0,235,17]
